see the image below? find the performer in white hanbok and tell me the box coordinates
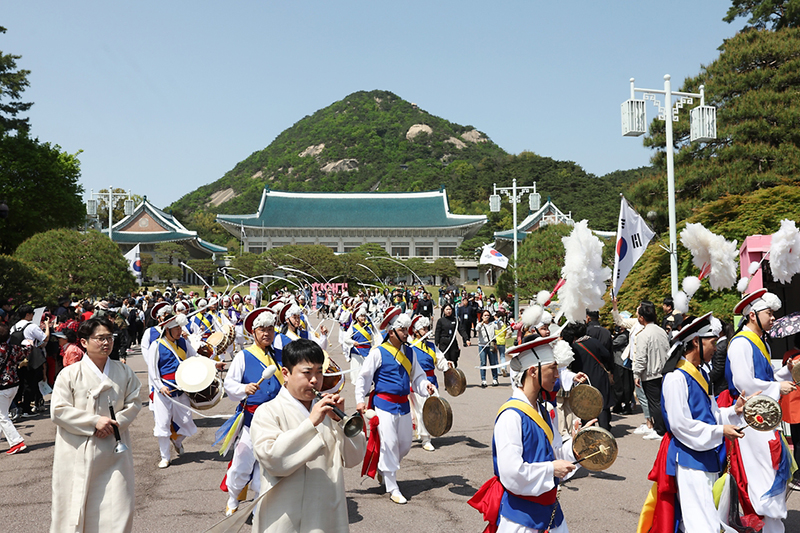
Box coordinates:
[723,289,796,533]
[220,307,283,516]
[356,306,436,504]
[273,304,328,359]
[408,315,453,451]
[469,335,587,533]
[50,316,142,533]
[657,313,745,533]
[251,338,366,532]
[343,303,376,385]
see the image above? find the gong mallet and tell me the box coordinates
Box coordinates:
[254,365,278,390]
[313,390,364,438]
[573,444,610,465]
[108,400,129,454]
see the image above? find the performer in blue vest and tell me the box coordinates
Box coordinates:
[409,315,453,451]
[221,307,283,517]
[355,306,435,504]
[191,298,216,337]
[657,313,745,533]
[724,289,796,532]
[470,335,586,532]
[343,303,377,384]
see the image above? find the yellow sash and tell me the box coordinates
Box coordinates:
[381,341,413,377]
[733,329,770,364]
[159,337,186,361]
[354,323,373,343]
[198,313,213,333]
[247,344,284,385]
[411,338,437,364]
[675,359,709,395]
[497,399,554,445]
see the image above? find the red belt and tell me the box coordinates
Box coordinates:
[376,392,408,404]
[244,404,258,414]
[355,344,371,349]
[425,370,435,377]
[468,476,557,533]
[162,372,176,381]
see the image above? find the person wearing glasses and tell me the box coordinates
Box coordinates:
[50,316,142,533]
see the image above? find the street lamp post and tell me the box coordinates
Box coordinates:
[622,75,717,296]
[86,187,135,240]
[489,179,540,320]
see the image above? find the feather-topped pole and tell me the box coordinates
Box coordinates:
[557,220,611,323]
[769,219,800,284]
[679,223,738,291]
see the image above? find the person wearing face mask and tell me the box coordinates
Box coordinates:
[355,307,436,504]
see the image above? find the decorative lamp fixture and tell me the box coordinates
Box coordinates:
[124,198,135,216]
[86,198,97,216]
[621,98,646,137]
[690,105,717,142]
[489,194,501,213]
[529,192,541,212]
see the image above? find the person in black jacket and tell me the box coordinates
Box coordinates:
[561,321,614,430]
[611,325,634,414]
[435,303,461,367]
[585,310,613,357]
[456,299,472,347]
[708,320,733,396]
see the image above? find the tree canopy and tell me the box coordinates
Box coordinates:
[0,27,32,133]
[724,0,800,29]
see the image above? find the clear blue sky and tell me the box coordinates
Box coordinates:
[4,1,746,209]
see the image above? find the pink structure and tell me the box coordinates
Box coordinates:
[739,234,771,293]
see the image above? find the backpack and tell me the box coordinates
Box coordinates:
[8,323,33,346]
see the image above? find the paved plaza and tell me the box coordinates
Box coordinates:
[2,316,799,533]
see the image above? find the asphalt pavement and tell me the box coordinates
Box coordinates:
[2,315,799,532]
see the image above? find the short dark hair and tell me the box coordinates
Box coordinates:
[17,304,34,317]
[662,296,674,308]
[282,338,324,372]
[638,301,657,323]
[77,316,115,340]
[586,310,599,322]
[560,321,587,344]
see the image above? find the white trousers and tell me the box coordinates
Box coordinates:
[152,391,197,438]
[675,465,719,533]
[497,515,569,533]
[0,386,22,447]
[739,428,787,521]
[376,408,412,479]
[226,425,261,509]
[349,353,364,386]
[409,390,430,443]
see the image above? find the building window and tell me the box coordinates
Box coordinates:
[415,243,433,257]
[343,242,362,253]
[271,242,290,249]
[439,242,458,256]
[391,242,410,257]
[248,246,265,254]
[321,242,339,252]
[467,268,479,281]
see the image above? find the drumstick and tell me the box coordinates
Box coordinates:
[573,444,610,464]
[253,365,277,389]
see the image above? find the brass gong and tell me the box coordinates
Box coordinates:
[572,426,618,471]
[742,394,782,431]
[422,396,453,437]
[444,367,467,397]
[568,383,603,421]
[791,362,800,385]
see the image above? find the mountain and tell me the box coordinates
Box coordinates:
[168,90,649,245]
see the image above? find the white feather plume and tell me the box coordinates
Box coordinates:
[552,339,574,368]
[748,261,761,276]
[769,219,800,284]
[521,305,543,329]
[557,220,612,323]
[536,290,551,307]
[737,277,750,294]
[762,292,782,312]
[680,223,738,290]
[673,291,689,315]
[682,276,701,298]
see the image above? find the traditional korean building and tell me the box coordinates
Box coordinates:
[216,187,488,283]
[492,199,576,257]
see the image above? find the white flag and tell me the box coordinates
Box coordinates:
[612,197,655,296]
[123,244,142,284]
[479,245,509,269]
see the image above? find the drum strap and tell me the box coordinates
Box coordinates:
[497,399,553,445]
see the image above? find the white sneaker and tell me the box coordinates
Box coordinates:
[633,424,650,435]
[422,441,435,452]
[157,458,170,469]
[389,491,408,504]
[643,430,662,441]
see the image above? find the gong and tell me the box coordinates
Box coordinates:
[742,394,782,431]
[568,383,603,421]
[792,362,800,385]
[572,426,618,471]
[422,396,453,437]
[444,367,467,397]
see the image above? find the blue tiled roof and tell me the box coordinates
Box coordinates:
[216,189,486,229]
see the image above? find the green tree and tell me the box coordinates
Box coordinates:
[0,27,32,133]
[0,254,57,305]
[147,263,182,283]
[153,242,189,266]
[186,259,217,282]
[14,229,136,297]
[263,244,339,282]
[723,0,800,29]
[94,189,144,229]
[431,257,459,286]
[231,252,264,278]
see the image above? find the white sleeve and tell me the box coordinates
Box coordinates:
[662,372,724,451]
[355,347,381,405]
[312,331,328,350]
[559,367,578,393]
[145,342,162,391]
[495,409,557,496]
[435,351,451,372]
[223,351,248,402]
[727,337,782,400]
[410,351,432,398]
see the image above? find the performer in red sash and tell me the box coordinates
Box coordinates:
[355,306,436,504]
[469,335,587,532]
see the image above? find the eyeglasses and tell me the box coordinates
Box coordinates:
[90,335,114,344]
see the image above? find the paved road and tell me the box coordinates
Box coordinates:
[2,317,799,532]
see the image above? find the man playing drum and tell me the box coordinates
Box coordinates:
[409,315,453,451]
[469,335,587,532]
[221,307,284,517]
[355,306,435,504]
